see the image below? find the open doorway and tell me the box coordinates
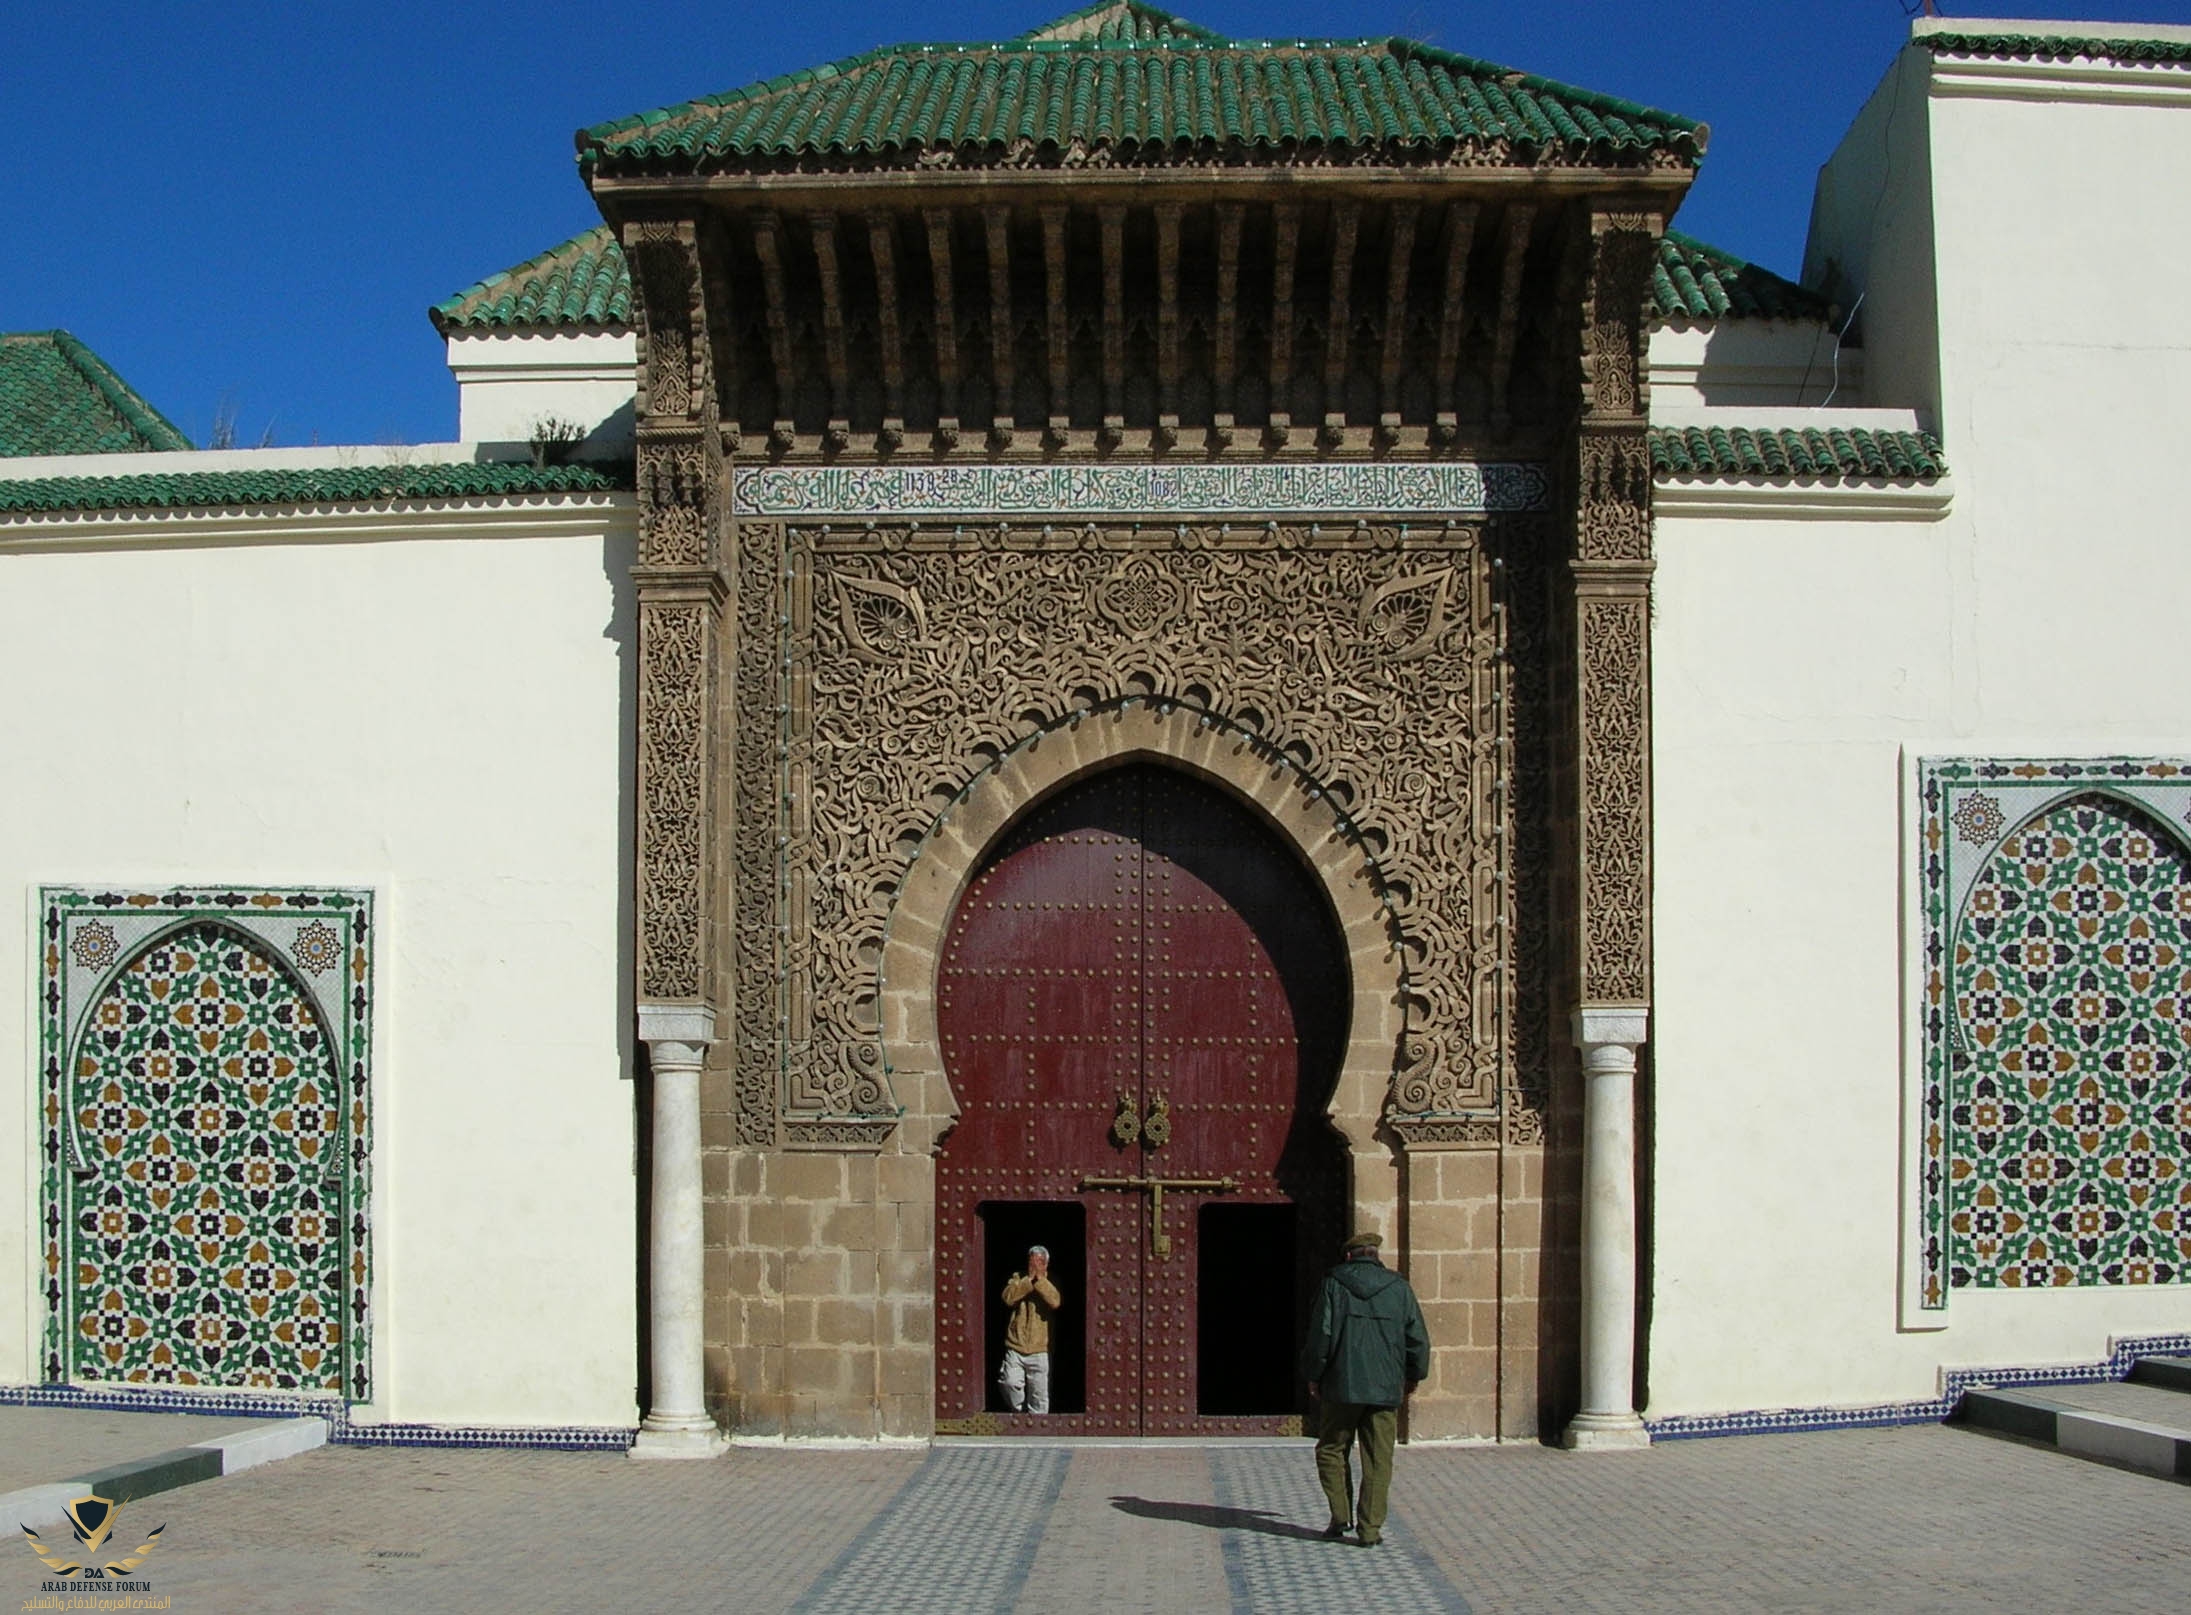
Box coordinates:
[979,1201,1087,1414]
[1197,1202,1299,1416]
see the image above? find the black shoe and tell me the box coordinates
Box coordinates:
[1355,1532,1382,1548]
[1322,1521,1352,1540]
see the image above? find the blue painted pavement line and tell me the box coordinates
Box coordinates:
[790,1445,1071,1615]
[1206,1446,1472,1615]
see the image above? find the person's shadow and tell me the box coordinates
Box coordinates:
[1108,1496,1330,1542]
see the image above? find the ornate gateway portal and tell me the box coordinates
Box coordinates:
[934,766,1348,1435]
[595,4,1686,1449]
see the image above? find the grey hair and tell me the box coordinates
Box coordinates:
[1027,1245,1050,1260]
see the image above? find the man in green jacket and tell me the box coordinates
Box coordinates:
[1297,1231,1430,1547]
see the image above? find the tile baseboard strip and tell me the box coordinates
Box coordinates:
[1648,1330,2191,1442]
[1961,1388,2191,1483]
[334,1422,636,1451]
[0,1384,637,1452]
[0,1415,328,1534]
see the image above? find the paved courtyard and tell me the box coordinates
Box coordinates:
[8,1422,2186,1612]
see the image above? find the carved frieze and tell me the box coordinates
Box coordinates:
[735,519,1534,1138]
[732,462,1552,520]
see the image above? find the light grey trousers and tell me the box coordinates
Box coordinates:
[997,1349,1051,1414]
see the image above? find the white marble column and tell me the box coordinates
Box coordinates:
[1563,1005,1651,1451]
[631,1005,727,1460]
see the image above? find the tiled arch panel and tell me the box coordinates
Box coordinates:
[39,887,373,1397]
[1917,761,2191,1311]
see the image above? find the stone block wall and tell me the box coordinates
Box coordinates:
[1400,1145,1544,1441]
[696,1104,937,1437]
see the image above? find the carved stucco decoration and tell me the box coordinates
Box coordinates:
[628,217,729,1008]
[637,601,713,1003]
[1580,212,1659,425]
[1568,209,1660,1010]
[1576,594,1649,1004]
[729,517,1542,1145]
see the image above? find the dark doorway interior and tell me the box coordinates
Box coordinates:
[979,1201,1088,1414]
[1197,1202,1298,1416]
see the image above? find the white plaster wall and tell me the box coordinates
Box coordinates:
[0,504,641,1429]
[1650,36,2191,1417]
[448,330,638,451]
[1649,322,1858,408]
[1804,44,1939,418]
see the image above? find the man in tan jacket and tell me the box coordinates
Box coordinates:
[998,1245,1063,1414]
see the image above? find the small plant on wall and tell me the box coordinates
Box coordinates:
[528,414,588,467]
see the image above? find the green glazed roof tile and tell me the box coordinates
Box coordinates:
[0,459,634,517]
[1921,32,2191,66]
[432,228,633,332]
[1650,232,1830,325]
[1649,424,1945,483]
[1,331,192,457]
[578,5,1705,175]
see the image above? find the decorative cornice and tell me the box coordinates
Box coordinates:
[0,483,637,548]
[1652,475,1953,522]
[1924,29,2191,105]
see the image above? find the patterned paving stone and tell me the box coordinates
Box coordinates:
[29,1423,2191,1614]
[1013,1447,1227,1615]
[795,1446,1068,1614]
[1208,1446,1471,1614]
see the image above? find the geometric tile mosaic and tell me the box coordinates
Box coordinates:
[1916,761,2191,1311]
[39,887,372,1399]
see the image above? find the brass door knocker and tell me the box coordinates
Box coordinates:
[1110,1090,1141,1147]
[1143,1091,1172,1148]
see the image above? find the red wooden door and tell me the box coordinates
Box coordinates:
[935,766,1344,1435]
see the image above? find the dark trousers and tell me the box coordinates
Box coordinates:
[1314,1399,1398,1539]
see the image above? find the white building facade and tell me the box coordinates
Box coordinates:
[3,13,2187,1445]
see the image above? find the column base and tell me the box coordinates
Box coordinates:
[1561,1412,1651,1451]
[630,1416,729,1461]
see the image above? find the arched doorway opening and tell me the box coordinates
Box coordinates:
[934,763,1349,1435]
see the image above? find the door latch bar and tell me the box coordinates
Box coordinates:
[1078,1173,1236,1259]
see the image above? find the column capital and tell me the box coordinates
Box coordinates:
[639,1002,717,1051]
[1571,1004,1649,1050]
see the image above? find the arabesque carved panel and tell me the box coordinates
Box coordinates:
[1576,592,1650,1004]
[737,519,1535,1137]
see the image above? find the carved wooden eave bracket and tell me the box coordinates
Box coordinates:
[590,158,1695,467]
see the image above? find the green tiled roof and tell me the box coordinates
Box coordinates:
[1,331,191,457]
[578,3,1705,176]
[432,228,633,333]
[1650,425,1945,483]
[1921,32,2191,66]
[1650,232,1829,325]
[0,460,634,517]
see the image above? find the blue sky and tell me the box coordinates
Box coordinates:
[8,1,2189,449]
